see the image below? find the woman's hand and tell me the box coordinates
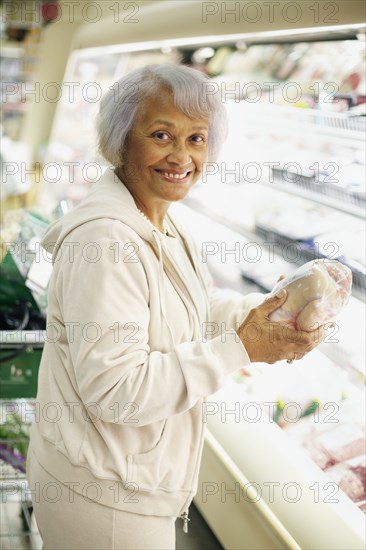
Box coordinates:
[236,290,326,364]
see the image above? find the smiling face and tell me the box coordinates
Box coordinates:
[118,89,209,222]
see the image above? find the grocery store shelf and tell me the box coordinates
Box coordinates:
[183,195,365,302]
[183,196,259,243]
[230,104,366,146]
[257,179,365,219]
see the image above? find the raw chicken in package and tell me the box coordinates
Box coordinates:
[269,259,352,331]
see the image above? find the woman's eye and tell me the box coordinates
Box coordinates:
[191,135,206,143]
[153,131,170,140]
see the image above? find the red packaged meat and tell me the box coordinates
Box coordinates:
[269,259,352,331]
[326,455,366,505]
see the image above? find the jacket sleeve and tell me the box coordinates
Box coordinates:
[55,220,258,426]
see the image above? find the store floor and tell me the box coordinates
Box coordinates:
[0,499,222,550]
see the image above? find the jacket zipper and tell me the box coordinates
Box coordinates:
[168,217,211,322]
[179,510,190,534]
[160,217,208,535]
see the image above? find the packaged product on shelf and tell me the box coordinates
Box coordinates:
[236,350,349,409]
[240,257,296,292]
[305,424,365,466]
[0,406,31,473]
[325,454,366,505]
[1,210,50,317]
[299,421,366,508]
[237,349,365,509]
[268,259,352,331]
[316,229,365,267]
[284,414,365,508]
[256,204,343,241]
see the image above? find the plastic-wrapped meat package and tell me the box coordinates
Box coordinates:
[302,424,365,469]
[289,422,366,507]
[269,259,352,331]
[326,455,366,506]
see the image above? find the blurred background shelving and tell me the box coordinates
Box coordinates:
[0,0,46,140]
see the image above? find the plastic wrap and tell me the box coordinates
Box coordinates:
[269,259,352,331]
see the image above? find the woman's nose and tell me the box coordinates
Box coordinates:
[166,143,191,165]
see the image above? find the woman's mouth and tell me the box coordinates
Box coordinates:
[154,169,192,182]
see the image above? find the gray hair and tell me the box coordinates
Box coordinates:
[96,64,228,167]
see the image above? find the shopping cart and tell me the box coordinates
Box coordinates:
[0,333,44,550]
[0,398,42,550]
[1,212,48,549]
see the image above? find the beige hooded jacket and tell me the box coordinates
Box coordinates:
[29,168,264,520]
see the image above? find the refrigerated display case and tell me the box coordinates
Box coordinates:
[171,35,365,548]
[173,36,365,548]
[35,12,365,550]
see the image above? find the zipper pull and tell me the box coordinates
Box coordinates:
[180,511,190,534]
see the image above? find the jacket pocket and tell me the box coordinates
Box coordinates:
[126,416,196,493]
[126,419,168,492]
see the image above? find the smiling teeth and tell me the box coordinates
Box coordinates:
[161,172,188,179]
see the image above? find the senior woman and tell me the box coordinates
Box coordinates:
[27,64,324,550]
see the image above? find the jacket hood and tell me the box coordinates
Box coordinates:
[42,168,177,262]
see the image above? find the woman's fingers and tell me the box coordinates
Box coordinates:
[284,323,328,347]
[261,289,288,317]
[277,323,330,362]
[237,305,329,363]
